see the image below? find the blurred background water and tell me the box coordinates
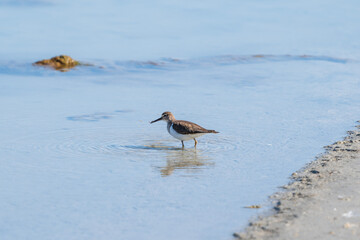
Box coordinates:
[1,1,360,240]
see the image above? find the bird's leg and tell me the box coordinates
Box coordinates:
[181,141,184,149]
[194,138,198,148]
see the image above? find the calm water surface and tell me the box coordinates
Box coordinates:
[1,1,360,240]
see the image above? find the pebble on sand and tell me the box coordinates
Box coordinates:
[244,205,261,209]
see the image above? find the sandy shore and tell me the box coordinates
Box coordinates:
[234,124,360,239]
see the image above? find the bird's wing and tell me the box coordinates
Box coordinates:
[172,120,210,134]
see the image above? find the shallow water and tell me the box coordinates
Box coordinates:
[1,1,360,240]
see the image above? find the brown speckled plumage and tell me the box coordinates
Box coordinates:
[171,120,218,135]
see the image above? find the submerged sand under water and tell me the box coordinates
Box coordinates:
[1,55,360,240]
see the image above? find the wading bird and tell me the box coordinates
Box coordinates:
[150,112,219,148]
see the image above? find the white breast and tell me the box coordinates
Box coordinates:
[168,124,206,141]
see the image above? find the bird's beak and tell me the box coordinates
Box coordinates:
[150,117,163,124]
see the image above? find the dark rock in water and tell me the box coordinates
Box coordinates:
[34,55,80,71]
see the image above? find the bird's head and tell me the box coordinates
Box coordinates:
[150,111,175,123]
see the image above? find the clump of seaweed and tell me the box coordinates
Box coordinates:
[33,55,82,71]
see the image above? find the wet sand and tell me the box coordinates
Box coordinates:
[234,123,360,239]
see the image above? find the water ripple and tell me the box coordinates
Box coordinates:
[0,54,354,76]
[1,127,249,160]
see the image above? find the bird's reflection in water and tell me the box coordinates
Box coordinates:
[124,141,214,176]
[158,148,213,177]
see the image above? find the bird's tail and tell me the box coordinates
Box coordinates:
[208,130,219,134]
